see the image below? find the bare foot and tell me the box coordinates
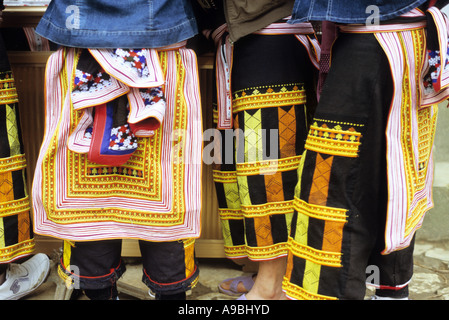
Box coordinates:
[244,258,287,300]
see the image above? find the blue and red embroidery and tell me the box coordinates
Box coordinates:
[72,49,166,166]
[424,42,449,93]
[109,124,138,151]
[114,48,148,77]
[74,68,112,93]
[140,86,164,107]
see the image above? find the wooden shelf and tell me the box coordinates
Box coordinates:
[2,6,47,27]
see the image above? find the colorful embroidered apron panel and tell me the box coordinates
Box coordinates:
[375,28,437,254]
[32,46,202,242]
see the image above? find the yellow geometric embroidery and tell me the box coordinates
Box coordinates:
[223,182,241,209]
[236,175,251,206]
[241,200,294,218]
[236,155,301,176]
[306,122,362,158]
[244,109,262,163]
[233,84,306,113]
[6,104,21,156]
[294,210,309,245]
[0,218,4,248]
[288,237,342,268]
[293,197,348,223]
[0,72,18,105]
[303,260,321,294]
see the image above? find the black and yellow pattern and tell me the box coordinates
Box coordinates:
[0,70,34,263]
[214,87,306,260]
[283,118,363,300]
[212,33,317,261]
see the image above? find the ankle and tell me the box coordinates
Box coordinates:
[247,283,285,300]
[0,265,7,286]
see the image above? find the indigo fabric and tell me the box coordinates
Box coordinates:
[36,0,198,48]
[289,0,428,24]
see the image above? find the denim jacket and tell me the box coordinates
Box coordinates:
[36,0,198,48]
[289,0,428,24]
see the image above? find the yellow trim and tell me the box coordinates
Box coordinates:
[236,155,301,176]
[0,239,34,263]
[306,136,360,158]
[232,84,307,114]
[0,197,31,218]
[0,217,4,248]
[240,200,294,218]
[0,154,27,173]
[212,170,237,183]
[288,237,342,268]
[224,242,288,261]
[218,208,242,220]
[293,197,348,223]
[282,277,337,300]
[303,260,321,294]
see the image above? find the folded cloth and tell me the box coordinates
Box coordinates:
[69,48,167,165]
[88,98,138,166]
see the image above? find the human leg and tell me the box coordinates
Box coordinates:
[139,239,198,300]
[245,257,287,300]
[213,30,317,299]
[59,239,125,300]
[367,237,415,299]
[0,264,6,284]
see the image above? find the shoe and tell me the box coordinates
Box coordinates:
[218,274,256,297]
[0,253,50,300]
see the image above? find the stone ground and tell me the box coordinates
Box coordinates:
[19,238,449,301]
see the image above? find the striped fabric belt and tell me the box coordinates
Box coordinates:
[337,6,449,107]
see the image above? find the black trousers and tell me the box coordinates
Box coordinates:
[287,32,414,299]
[60,239,198,299]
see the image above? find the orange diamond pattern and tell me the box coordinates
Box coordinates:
[308,154,333,206]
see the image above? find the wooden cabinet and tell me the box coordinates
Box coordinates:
[4,7,225,258]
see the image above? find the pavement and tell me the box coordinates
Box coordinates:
[16,237,449,301]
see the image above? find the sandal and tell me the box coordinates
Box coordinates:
[218,274,256,296]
